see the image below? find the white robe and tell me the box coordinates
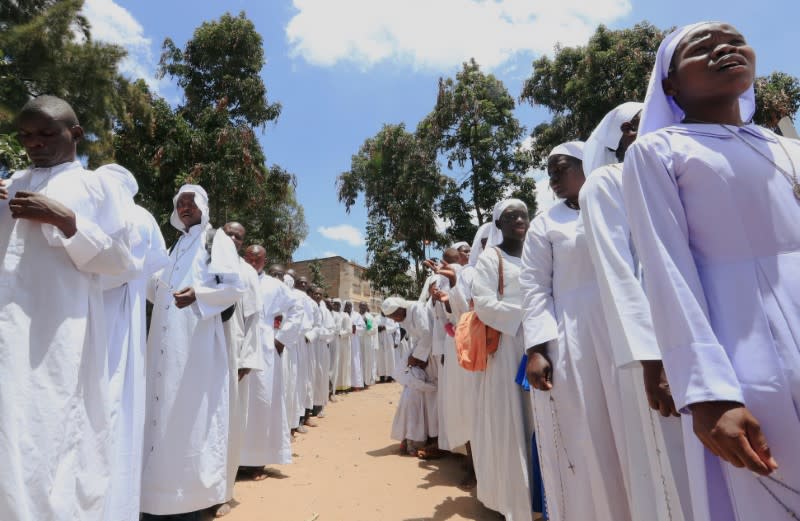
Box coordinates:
[391,366,437,443]
[337,312,353,390]
[329,310,342,391]
[377,316,398,378]
[222,259,263,501]
[396,301,436,441]
[283,288,307,429]
[314,301,334,407]
[521,202,631,521]
[141,224,243,515]
[623,124,800,521]
[361,312,378,385]
[241,273,303,466]
[472,248,532,521]
[102,205,168,521]
[350,312,365,388]
[581,163,692,521]
[296,291,317,414]
[0,161,134,521]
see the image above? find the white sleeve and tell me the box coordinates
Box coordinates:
[622,137,743,410]
[519,215,558,348]
[580,170,662,368]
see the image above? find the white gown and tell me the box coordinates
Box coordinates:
[314,301,334,407]
[241,273,303,466]
[521,202,631,521]
[222,259,263,501]
[472,248,532,521]
[141,225,243,515]
[361,312,378,385]
[337,312,353,390]
[283,288,307,429]
[395,301,436,442]
[0,161,134,521]
[350,312,365,388]
[329,310,342,391]
[297,291,317,413]
[391,366,437,443]
[102,205,169,521]
[581,163,692,521]
[378,317,398,379]
[623,124,800,521]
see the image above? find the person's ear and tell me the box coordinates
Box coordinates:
[662,76,678,98]
[495,219,502,229]
[69,125,84,143]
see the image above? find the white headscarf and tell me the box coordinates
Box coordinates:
[468,222,492,267]
[548,141,584,161]
[170,184,210,232]
[418,274,437,302]
[95,163,141,243]
[583,102,644,174]
[451,241,469,250]
[332,298,342,305]
[382,296,412,316]
[486,198,527,249]
[639,22,756,136]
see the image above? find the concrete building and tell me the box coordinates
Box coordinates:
[288,256,384,311]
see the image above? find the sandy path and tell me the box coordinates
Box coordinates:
[226,382,501,521]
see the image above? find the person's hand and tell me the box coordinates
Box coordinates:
[641,360,680,417]
[378,325,386,332]
[173,287,196,308]
[526,349,553,391]
[0,179,8,200]
[352,325,356,335]
[238,368,251,381]
[689,401,778,476]
[423,259,440,273]
[9,191,77,237]
[275,339,285,355]
[434,289,450,304]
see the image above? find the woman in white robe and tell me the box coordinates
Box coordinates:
[623,22,800,521]
[328,300,342,395]
[0,102,136,521]
[99,165,170,521]
[141,185,244,517]
[241,263,304,470]
[580,102,692,521]
[378,315,399,380]
[338,302,354,391]
[350,307,366,389]
[522,144,631,521]
[471,199,533,521]
[314,295,334,410]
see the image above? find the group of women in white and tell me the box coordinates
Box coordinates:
[383,21,800,521]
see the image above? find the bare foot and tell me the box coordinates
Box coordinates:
[238,466,269,481]
[213,502,232,517]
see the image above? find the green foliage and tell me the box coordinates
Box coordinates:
[418,58,534,228]
[520,22,667,166]
[114,13,306,258]
[338,123,443,293]
[521,22,800,165]
[0,0,128,166]
[0,133,28,177]
[363,217,417,298]
[308,260,328,291]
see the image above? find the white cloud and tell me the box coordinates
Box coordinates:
[286,0,631,70]
[81,0,162,92]
[318,224,364,246]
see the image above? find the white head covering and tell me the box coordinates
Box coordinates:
[382,296,412,316]
[96,163,139,197]
[332,298,342,305]
[639,22,756,136]
[468,222,492,267]
[170,184,210,232]
[583,102,645,174]
[283,273,295,289]
[548,141,584,161]
[418,274,437,302]
[486,198,527,249]
[451,241,469,250]
[95,163,141,243]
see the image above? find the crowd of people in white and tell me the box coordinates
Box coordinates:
[1,20,800,521]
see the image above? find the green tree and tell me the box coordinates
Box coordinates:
[521,23,800,166]
[363,217,417,298]
[338,123,443,293]
[308,260,328,291]
[418,58,534,233]
[1,0,128,165]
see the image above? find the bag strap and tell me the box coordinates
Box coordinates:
[493,247,504,298]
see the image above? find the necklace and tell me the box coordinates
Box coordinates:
[564,199,580,211]
[718,124,800,200]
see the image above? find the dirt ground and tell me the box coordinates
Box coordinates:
[225,382,502,521]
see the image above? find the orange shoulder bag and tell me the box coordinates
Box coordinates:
[455,247,504,372]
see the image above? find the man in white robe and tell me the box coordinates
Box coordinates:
[338,302,355,392]
[216,222,264,516]
[100,165,169,521]
[0,96,135,521]
[328,299,343,397]
[294,276,319,429]
[141,185,244,519]
[310,286,333,415]
[280,270,303,434]
[360,303,379,386]
[350,304,366,390]
[240,247,304,479]
[377,314,399,382]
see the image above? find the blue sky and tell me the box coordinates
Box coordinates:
[84,0,800,265]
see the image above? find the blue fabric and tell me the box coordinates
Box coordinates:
[515,353,530,391]
[531,432,548,519]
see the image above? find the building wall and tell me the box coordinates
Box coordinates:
[288,256,384,312]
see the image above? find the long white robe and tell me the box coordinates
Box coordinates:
[581,163,692,521]
[395,302,436,441]
[336,312,353,390]
[350,312,365,388]
[623,124,800,521]
[391,366,437,443]
[296,291,317,414]
[472,249,532,521]
[521,202,631,521]
[314,301,334,407]
[0,161,134,521]
[141,224,243,515]
[283,288,307,429]
[377,316,398,379]
[102,205,168,521]
[329,310,342,391]
[428,299,450,449]
[241,273,303,466]
[361,312,378,385]
[222,259,263,501]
